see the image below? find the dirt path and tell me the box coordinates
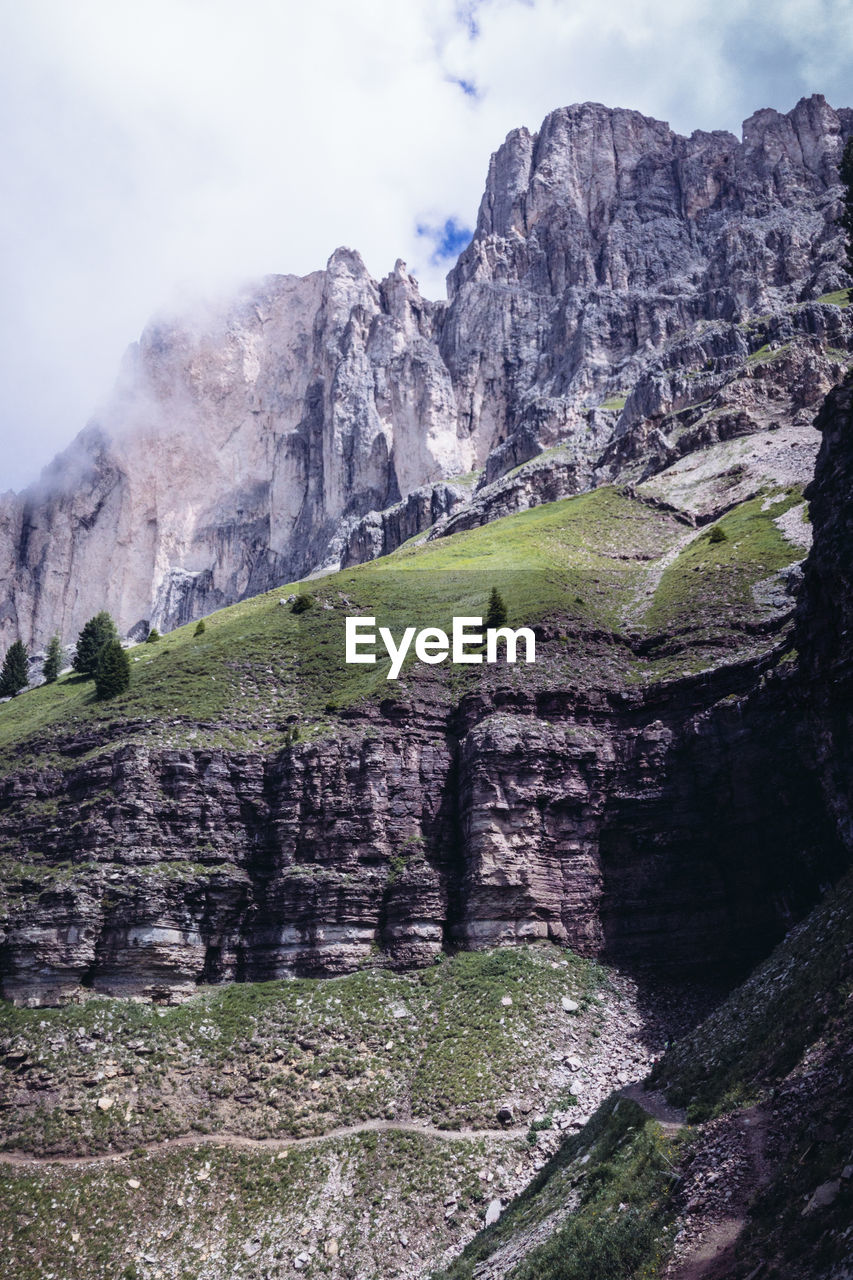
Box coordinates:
[0,1117,528,1169]
[619,524,706,630]
[667,1106,772,1280]
[620,1081,687,1135]
[0,1078,684,1172]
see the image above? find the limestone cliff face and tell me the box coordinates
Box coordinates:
[442,95,850,482]
[0,255,472,650]
[0,96,850,653]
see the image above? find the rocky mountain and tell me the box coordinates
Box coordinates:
[1,92,853,1280]
[0,95,851,654]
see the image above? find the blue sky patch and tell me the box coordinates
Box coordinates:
[416,217,474,265]
[449,75,480,99]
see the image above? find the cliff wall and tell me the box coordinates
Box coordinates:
[0,96,850,652]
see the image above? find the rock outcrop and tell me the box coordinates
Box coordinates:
[0,256,473,651]
[797,374,853,856]
[1,638,845,1005]
[0,97,850,653]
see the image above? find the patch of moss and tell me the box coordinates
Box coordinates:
[816,288,851,308]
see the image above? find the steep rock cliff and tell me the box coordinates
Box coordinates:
[797,375,853,855]
[1,633,844,1005]
[0,256,472,651]
[0,96,850,652]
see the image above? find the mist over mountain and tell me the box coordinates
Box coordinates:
[1,94,850,654]
[1,91,853,1280]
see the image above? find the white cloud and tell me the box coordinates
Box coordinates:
[0,0,850,489]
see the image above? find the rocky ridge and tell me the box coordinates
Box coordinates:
[1,96,851,654]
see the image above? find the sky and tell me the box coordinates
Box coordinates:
[1,0,851,491]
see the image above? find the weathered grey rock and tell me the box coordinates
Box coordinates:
[0,97,850,650]
[485,1198,502,1226]
[0,256,473,650]
[441,95,851,489]
[802,1179,841,1214]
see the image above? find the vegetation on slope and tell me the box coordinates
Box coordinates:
[0,484,807,765]
[436,1098,680,1280]
[436,871,853,1280]
[0,947,605,1154]
[0,1128,513,1280]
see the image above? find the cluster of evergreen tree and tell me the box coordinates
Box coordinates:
[1,606,209,708]
[0,640,28,697]
[71,611,129,699]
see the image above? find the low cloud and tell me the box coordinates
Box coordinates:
[0,0,850,489]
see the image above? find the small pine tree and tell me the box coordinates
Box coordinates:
[839,135,853,279]
[73,611,119,677]
[485,587,508,630]
[194,618,206,636]
[145,628,160,643]
[0,639,29,697]
[291,594,313,614]
[94,639,130,699]
[43,634,63,683]
[708,525,728,544]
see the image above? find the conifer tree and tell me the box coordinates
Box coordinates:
[485,587,508,630]
[73,611,119,677]
[43,634,63,683]
[0,640,29,697]
[145,628,160,643]
[194,618,206,636]
[95,639,130,699]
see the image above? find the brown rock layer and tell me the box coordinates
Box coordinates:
[0,649,843,1005]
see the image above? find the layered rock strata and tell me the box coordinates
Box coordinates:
[1,97,850,651]
[0,643,843,1005]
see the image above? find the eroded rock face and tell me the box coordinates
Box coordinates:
[0,97,850,652]
[441,95,851,482]
[0,257,474,651]
[797,376,853,854]
[0,652,843,1005]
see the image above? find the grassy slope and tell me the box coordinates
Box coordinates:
[642,490,804,635]
[0,947,605,1154]
[436,1098,680,1280]
[0,484,806,767]
[436,871,853,1280]
[0,482,820,1279]
[0,487,663,762]
[0,945,623,1280]
[0,1128,515,1280]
